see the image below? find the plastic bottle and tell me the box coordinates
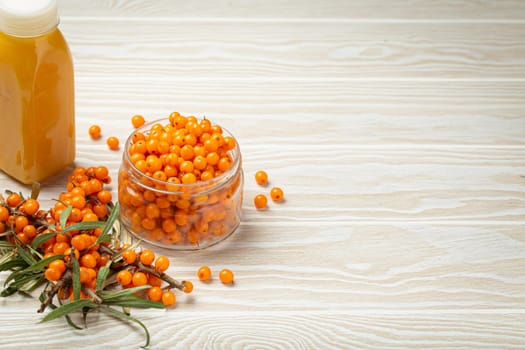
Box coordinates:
[0,0,75,184]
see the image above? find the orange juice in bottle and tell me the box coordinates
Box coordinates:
[0,0,75,184]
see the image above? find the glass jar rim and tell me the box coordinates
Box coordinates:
[123,117,242,196]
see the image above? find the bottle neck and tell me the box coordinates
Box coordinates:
[0,0,59,38]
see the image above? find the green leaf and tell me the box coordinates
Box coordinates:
[72,257,81,301]
[96,202,120,244]
[103,296,165,309]
[59,206,73,229]
[62,221,106,233]
[31,232,57,249]
[0,259,27,272]
[40,299,95,323]
[20,275,46,293]
[98,285,150,301]
[1,286,17,297]
[98,305,151,349]
[16,244,36,265]
[0,241,14,249]
[18,254,64,274]
[95,264,110,292]
[51,300,83,330]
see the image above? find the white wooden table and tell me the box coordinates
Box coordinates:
[1,1,525,349]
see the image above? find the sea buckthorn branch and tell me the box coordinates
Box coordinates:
[0,166,195,349]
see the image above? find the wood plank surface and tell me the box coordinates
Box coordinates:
[58,0,525,20]
[60,19,525,79]
[1,0,524,349]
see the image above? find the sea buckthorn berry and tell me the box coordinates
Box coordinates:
[89,125,101,140]
[148,286,163,302]
[255,170,268,186]
[97,190,112,204]
[106,136,120,150]
[132,271,148,287]
[15,215,29,232]
[0,206,9,221]
[270,187,284,202]
[182,280,193,294]
[80,253,97,268]
[22,224,36,238]
[70,234,87,251]
[154,255,170,272]
[161,291,176,306]
[21,198,40,216]
[219,269,234,284]
[181,173,197,184]
[116,270,132,286]
[131,114,146,128]
[94,166,109,181]
[139,249,155,266]
[197,266,212,281]
[122,249,137,264]
[49,259,66,274]
[45,267,62,281]
[82,212,98,222]
[254,194,268,209]
[148,275,163,287]
[6,193,22,207]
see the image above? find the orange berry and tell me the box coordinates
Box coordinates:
[45,267,62,281]
[253,194,268,209]
[80,253,97,268]
[255,170,268,186]
[147,286,163,302]
[154,256,170,272]
[22,224,37,238]
[132,271,148,286]
[53,242,70,255]
[49,259,66,274]
[270,187,284,202]
[6,193,22,207]
[70,234,87,251]
[148,274,163,287]
[161,290,176,306]
[219,269,234,284]
[14,215,29,232]
[89,125,101,140]
[131,114,145,128]
[139,249,155,266]
[182,280,193,293]
[0,206,9,221]
[122,249,137,264]
[106,136,120,150]
[116,270,132,286]
[21,199,40,216]
[82,212,98,222]
[197,266,211,281]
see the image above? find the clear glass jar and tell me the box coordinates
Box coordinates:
[118,119,243,250]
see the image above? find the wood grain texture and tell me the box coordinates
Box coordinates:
[57,0,525,20]
[59,19,525,79]
[1,0,524,349]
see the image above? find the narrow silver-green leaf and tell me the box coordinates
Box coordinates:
[62,221,106,233]
[40,299,95,323]
[104,297,165,309]
[16,244,36,265]
[96,202,119,244]
[98,305,151,349]
[52,300,83,330]
[59,206,73,230]
[98,285,150,301]
[18,254,64,274]
[95,264,110,292]
[72,257,81,301]
[31,232,57,249]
